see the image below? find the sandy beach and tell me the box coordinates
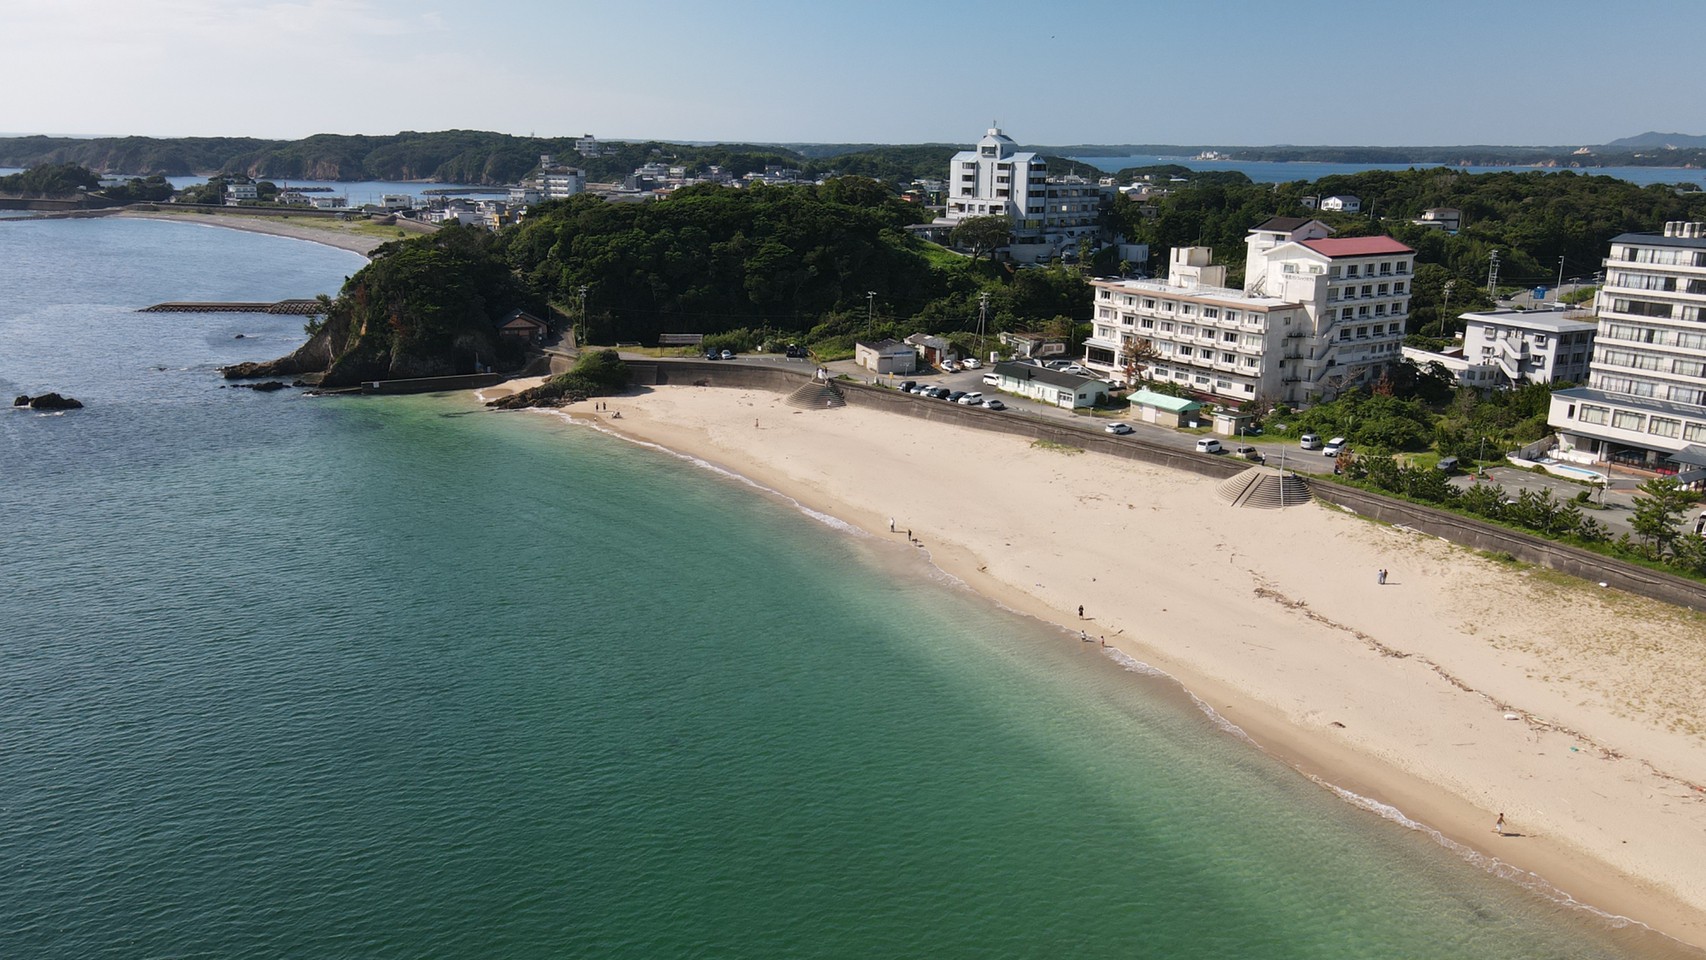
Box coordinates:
[523,382,1706,950]
[115,208,395,256]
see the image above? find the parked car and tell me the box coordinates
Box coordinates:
[720,349,734,360]
[1196,438,1224,454]
[1299,433,1322,450]
[943,361,962,373]
[1323,437,1347,457]
[946,390,967,403]
[705,350,720,360]
[1062,364,1089,376]
[914,383,937,395]
[961,357,982,369]
[1105,422,1134,435]
[784,344,807,358]
[1234,444,1263,462]
[899,380,917,393]
[982,372,1001,386]
[982,399,1006,411]
[957,392,984,405]
[1044,359,1072,370]
[1436,456,1459,473]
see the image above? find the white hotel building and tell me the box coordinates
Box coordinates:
[1084,247,1304,401]
[1084,218,1414,405]
[1548,221,1706,479]
[938,127,1107,263]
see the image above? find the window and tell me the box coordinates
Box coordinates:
[1180,304,1195,316]
[1194,375,1210,384]
[1142,299,1156,309]
[1611,298,1673,319]
[1223,331,1238,342]
[1178,346,1193,357]
[1377,283,1389,295]
[1356,326,1369,338]
[1579,404,1610,425]
[1361,285,1373,298]
[1160,322,1174,333]
[1340,329,1353,341]
[1674,358,1706,378]
[1612,410,1646,431]
[1140,318,1155,330]
[1341,308,1354,320]
[1394,281,1406,294]
[1162,301,1175,312]
[1222,352,1236,363]
[1649,417,1682,438]
[1687,423,1706,442]
[1203,308,1219,319]
[1346,265,1359,277]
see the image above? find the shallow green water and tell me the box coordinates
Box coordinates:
[0,219,1682,958]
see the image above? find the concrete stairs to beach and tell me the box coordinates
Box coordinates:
[1215,466,1313,509]
[785,379,846,410]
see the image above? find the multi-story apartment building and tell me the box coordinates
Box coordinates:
[1460,308,1597,387]
[938,126,1108,263]
[1548,221,1706,476]
[1083,247,1305,402]
[1243,217,1414,403]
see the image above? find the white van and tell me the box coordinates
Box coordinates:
[1299,433,1322,450]
[1195,438,1223,454]
[982,372,1001,386]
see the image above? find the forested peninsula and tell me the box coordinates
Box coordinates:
[5,129,1701,185]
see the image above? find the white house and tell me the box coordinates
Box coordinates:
[1548,221,1706,480]
[1084,246,1306,402]
[991,361,1108,409]
[537,169,585,200]
[225,182,258,203]
[1319,195,1361,214]
[380,194,414,211]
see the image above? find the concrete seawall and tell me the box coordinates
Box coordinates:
[635,359,1705,611]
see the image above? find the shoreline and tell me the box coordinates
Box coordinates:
[113,208,388,256]
[504,382,1706,954]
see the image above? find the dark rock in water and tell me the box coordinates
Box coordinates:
[28,393,84,410]
[232,380,288,392]
[13,395,29,407]
[233,334,246,339]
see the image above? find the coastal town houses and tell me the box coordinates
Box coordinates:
[933,126,1111,264]
[1243,217,1414,403]
[1548,221,1706,481]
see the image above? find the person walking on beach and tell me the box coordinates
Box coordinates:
[889,517,895,533]
[1493,813,1506,836]
[1377,568,1387,585]
[1077,604,1085,619]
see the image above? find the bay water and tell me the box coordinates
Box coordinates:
[0,218,1688,958]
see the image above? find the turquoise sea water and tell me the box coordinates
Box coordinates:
[0,219,1691,958]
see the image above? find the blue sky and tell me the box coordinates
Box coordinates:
[3,0,1700,146]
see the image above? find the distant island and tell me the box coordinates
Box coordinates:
[1,129,1701,187]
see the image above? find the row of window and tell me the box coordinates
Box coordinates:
[1337,303,1407,320]
[1332,262,1412,278]
[1614,246,1706,267]
[1330,282,1407,299]
[1149,365,1258,394]
[1591,375,1706,405]
[1338,323,1404,340]
[1601,322,1706,349]
[1574,403,1706,440]
[1598,349,1706,377]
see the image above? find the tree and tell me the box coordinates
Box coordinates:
[950,215,1011,263]
[1630,477,1689,559]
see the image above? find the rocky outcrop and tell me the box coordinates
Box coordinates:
[230,380,289,392]
[16,392,84,410]
[486,380,587,410]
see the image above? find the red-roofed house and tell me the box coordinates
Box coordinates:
[1243,219,1416,402]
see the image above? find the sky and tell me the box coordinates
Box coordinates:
[3,0,1702,147]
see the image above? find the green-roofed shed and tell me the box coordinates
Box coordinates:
[1129,388,1203,427]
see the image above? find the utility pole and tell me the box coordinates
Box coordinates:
[977,291,990,362]
[1487,250,1501,299]
[1441,279,1456,326]
[1556,255,1567,299]
[577,285,588,348]
[866,290,876,340]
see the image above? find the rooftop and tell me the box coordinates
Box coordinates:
[1093,276,1296,309]
[1610,230,1706,250]
[1251,216,1319,234]
[1129,388,1201,413]
[1460,308,1598,333]
[1297,236,1414,258]
[992,361,1102,391]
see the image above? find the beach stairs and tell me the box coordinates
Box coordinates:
[1215,466,1313,509]
[784,379,846,410]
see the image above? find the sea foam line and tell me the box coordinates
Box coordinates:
[1098,647,1652,935]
